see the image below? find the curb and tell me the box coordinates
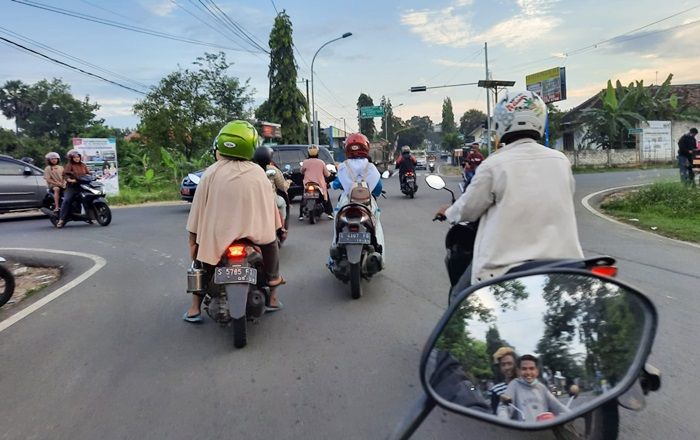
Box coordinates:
[581,185,700,250]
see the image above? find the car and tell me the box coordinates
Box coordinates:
[180,169,204,202]
[0,154,47,214]
[415,154,427,170]
[270,145,335,199]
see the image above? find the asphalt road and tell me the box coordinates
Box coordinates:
[0,167,697,440]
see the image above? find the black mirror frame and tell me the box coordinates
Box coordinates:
[419,267,658,431]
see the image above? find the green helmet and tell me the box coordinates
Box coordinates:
[213,120,259,160]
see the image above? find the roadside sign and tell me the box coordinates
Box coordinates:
[360,106,384,118]
[628,128,643,134]
[526,67,567,104]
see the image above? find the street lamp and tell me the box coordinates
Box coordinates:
[311,32,353,145]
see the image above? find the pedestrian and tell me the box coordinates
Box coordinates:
[677,128,698,185]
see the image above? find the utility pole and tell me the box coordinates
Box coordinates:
[484,42,491,154]
[305,79,312,145]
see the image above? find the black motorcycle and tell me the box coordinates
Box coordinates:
[0,256,15,308]
[400,170,417,198]
[301,181,325,224]
[41,175,112,227]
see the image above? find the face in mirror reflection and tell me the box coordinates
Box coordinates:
[427,273,647,425]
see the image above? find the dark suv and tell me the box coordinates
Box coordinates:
[271,145,335,199]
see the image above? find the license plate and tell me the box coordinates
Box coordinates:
[303,192,319,199]
[213,266,257,285]
[338,232,371,244]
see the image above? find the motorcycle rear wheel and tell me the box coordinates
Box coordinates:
[0,264,15,308]
[233,316,247,348]
[350,263,362,299]
[93,203,112,226]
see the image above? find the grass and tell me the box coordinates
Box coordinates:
[601,181,700,243]
[439,165,464,176]
[107,183,182,206]
[572,163,675,174]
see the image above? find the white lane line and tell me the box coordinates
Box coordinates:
[0,248,106,333]
[581,185,700,250]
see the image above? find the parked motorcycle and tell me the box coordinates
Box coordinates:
[0,257,15,308]
[189,242,273,349]
[400,170,417,198]
[328,171,388,299]
[41,175,112,227]
[391,174,662,439]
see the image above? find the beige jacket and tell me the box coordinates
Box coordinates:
[186,160,281,265]
[445,139,583,283]
[301,158,330,200]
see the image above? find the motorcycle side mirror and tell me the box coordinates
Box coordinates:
[187,173,201,185]
[23,166,33,176]
[266,169,277,177]
[326,163,337,174]
[420,269,657,431]
[299,161,303,167]
[425,175,445,190]
[381,170,391,179]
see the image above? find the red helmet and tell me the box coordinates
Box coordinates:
[344,133,370,159]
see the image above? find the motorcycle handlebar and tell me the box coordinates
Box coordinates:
[433,214,447,222]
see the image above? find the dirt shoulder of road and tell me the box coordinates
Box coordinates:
[3,260,61,307]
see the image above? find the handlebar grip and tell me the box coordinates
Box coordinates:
[433,214,447,222]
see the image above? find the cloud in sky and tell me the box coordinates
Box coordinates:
[433,58,483,68]
[400,0,560,48]
[144,0,177,17]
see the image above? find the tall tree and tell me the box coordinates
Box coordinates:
[0,80,33,134]
[133,52,252,159]
[260,11,307,143]
[459,108,487,137]
[441,97,457,134]
[546,104,565,147]
[357,93,376,139]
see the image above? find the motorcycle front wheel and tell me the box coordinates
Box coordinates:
[350,263,362,299]
[233,316,247,348]
[93,202,112,226]
[0,264,16,308]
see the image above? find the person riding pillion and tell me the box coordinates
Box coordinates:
[435,90,584,303]
[56,149,90,228]
[300,144,333,220]
[43,152,65,213]
[253,145,290,227]
[184,120,286,322]
[395,145,417,188]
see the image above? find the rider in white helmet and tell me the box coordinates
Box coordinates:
[435,90,584,303]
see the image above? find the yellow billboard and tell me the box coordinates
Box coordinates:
[526,67,567,104]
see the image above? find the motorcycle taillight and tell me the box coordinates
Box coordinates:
[591,266,617,277]
[227,244,247,260]
[306,185,316,192]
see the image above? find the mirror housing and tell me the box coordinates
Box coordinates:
[420,268,657,431]
[381,170,391,179]
[187,173,201,185]
[326,163,337,174]
[284,164,292,172]
[425,175,446,190]
[266,169,277,177]
[23,166,33,176]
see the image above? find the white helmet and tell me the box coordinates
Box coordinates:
[493,90,547,142]
[401,145,411,153]
[45,152,60,160]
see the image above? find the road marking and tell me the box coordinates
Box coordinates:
[581,185,700,250]
[0,248,106,333]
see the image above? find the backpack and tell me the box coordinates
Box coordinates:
[344,160,372,205]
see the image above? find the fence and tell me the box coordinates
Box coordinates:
[562,148,671,167]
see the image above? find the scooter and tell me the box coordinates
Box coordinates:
[389,175,662,439]
[0,256,15,308]
[41,175,112,227]
[301,181,325,224]
[188,242,274,349]
[400,170,417,198]
[328,171,388,299]
[428,161,435,173]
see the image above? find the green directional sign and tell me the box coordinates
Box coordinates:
[628,128,643,134]
[360,105,384,118]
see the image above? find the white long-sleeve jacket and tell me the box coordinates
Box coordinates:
[445,138,584,284]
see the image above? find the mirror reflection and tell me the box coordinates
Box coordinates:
[426,273,647,425]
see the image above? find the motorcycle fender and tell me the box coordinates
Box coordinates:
[93,197,108,205]
[224,284,249,320]
[345,244,363,264]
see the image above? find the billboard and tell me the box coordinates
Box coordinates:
[526,67,567,104]
[641,121,673,162]
[72,137,119,195]
[260,121,282,139]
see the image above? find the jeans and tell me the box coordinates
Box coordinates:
[59,186,79,221]
[679,155,694,185]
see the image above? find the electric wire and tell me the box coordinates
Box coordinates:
[9,0,246,51]
[196,0,269,54]
[0,36,147,95]
[205,0,268,51]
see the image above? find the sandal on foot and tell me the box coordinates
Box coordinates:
[182,311,203,323]
[265,301,284,313]
[268,276,286,288]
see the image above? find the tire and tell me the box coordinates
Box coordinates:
[308,201,316,224]
[232,316,247,348]
[409,191,414,199]
[93,203,112,226]
[49,215,59,227]
[350,263,362,299]
[0,264,15,308]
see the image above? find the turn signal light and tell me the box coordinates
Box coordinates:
[227,244,247,259]
[591,266,617,277]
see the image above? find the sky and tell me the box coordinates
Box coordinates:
[2,0,700,133]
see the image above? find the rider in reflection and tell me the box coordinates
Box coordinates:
[427,349,491,413]
[498,354,569,422]
[490,347,518,413]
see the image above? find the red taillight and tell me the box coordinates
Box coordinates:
[349,224,360,232]
[227,244,247,259]
[406,171,414,176]
[306,185,316,192]
[591,266,617,277]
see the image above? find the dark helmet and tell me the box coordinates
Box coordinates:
[252,146,273,170]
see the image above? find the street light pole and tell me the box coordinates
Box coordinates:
[311,32,352,145]
[484,42,491,154]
